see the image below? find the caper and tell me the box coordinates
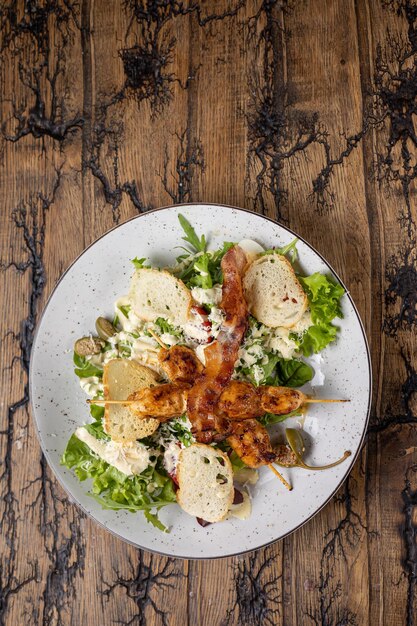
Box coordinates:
[285,428,351,471]
[95,317,117,340]
[74,336,103,356]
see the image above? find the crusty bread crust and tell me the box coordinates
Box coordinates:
[130,268,191,325]
[103,359,160,442]
[176,444,234,522]
[243,254,308,328]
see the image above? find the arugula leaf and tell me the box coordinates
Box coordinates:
[61,433,176,531]
[73,352,103,379]
[89,403,105,420]
[118,304,131,318]
[178,214,206,253]
[132,257,150,269]
[154,317,182,337]
[261,238,298,264]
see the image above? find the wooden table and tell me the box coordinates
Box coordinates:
[1,1,416,624]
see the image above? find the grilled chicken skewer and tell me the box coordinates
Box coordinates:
[90,380,348,421]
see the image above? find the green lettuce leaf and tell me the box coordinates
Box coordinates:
[61,432,176,531]
[298,273,345,356]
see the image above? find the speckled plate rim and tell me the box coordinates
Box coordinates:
[29,203,372,560]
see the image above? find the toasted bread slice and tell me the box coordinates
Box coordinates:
[103,359,160,442]
[176,444,234,522]
[243,254,307,328]
[130,268,191,325]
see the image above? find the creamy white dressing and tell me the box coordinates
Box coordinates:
[267,332,298,360]
[163,441,182,474]
[75,427,150,476]
[291,310,313,333]
[228,490,252,520]
[79,376,103,396]
[191,285,222,305]
[160,333,180,346]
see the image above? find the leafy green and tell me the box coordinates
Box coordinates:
[176,242,234,289]
[154,317,182,337]
[261,238,299,264]
[61,433,176,531]
[118,304,131,318]
[132,257,150,269]
[274,359,314,387]
[89,402,105,420]
[299,273,344,324]
[73,353,103,379]
[178,214,206,253]
[298,273,345,356]
[259,408,302,426]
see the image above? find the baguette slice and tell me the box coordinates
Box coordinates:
[130,268,191,325]
[103,359,160,442]
[243,254,308,328]
[176,444,234,523]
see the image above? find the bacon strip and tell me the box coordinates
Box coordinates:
[186,246,248,441]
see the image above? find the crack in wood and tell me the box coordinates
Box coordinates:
[383,244,417,337]
[159,129,204,204]
[401,464,417,626]
[0,0,84,150]
[225,549,281,626]
[100,554,182,626]
[374,0,417,237]
[0,169,67,624]
[305,476,369,626]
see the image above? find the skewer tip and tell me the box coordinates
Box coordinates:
[267,464,292,491]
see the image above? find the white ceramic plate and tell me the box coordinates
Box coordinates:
[30,204,371,559]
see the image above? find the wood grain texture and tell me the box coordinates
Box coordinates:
[0,1,416,624]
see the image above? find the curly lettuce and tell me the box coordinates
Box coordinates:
[61,423,176,532]
[297,273,345,356]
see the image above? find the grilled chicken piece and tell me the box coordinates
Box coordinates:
[216,381,261,420]
[227,419,276,468]
[187,246,249,440]
[128,383,189,421]
[158,345,204,384]
[260,386,305,415]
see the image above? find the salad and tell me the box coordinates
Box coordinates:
[61,216,348,531]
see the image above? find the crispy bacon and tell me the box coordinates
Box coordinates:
[186,246,248,441]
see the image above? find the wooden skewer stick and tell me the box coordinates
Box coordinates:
[267,464,292,491]
[148,329,168,350]
[304,398,350,404]
[88,399,134,405]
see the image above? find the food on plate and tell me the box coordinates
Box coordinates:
[130,268,191,324]
[157,344,204,383]
[243,253,307,328]
[62,215,349,532]
[100,380,346,423]
[103,359,160,442]
[176,444,234,522]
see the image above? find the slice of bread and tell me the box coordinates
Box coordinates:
[176,444,234,522]
[243,254,308,328]
[103,359,160,442]
[130,268,191,325]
